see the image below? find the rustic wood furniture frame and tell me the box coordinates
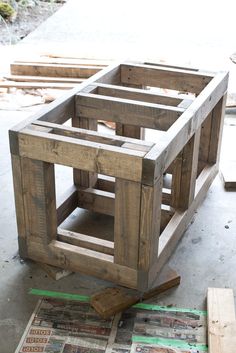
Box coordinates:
[9,61,228,291]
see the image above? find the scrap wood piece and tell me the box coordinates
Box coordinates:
[220,161,236,189]
[4,74,85,84]
[91,266,180,319]
[38,262,73,280]
[207,287,236,353]
[0,81,76,90]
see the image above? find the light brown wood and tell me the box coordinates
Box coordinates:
[56,186,78,225]
[77,187,115,216]
[207,288,236,353]
[38,262,73,280]
[121,62,213,94]
[76,93,184,131]
[4,74,85,84]
[10,63,101,78]
[114,179,141,268]
[57,228,114,255]
[0,81,76,89]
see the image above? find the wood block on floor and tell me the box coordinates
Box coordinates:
[91,265,180,319]
[220,161,236,189]
[38,262,73,280]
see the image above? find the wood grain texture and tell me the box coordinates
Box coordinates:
[114,179,141,268]
[207,288,236,353]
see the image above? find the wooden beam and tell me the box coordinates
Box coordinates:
[121,63,213,94]
[56,185,78,225]
[95,83,184,106]
[10,63,101,78]
[78,188,115,216]
[76,93,184,131]
[18,128,145,182]
[4,74,85,84]
[207,288,236,353]
[57,228,114,255]
[0,81,76,90]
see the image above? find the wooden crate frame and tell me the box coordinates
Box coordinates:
[9,61,228,291]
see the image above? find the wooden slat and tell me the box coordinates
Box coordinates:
[121,63,213,94]
[56,185,78,225]
[0,81,76,90]
[57,228,114,255]
[114,179,141,268]
[32,121,154,150]
[139,178,162,273]
[18,129,145,182]
[13,58,109,66]
[4,74,85,83]
[207,288,236,353]
[44,240,138,289]
[78,188,115,216]
[10,63,101,78]
[96,175,115,193]
[143,71,229,185]
[96,83,183,106]
[76,93,184,131]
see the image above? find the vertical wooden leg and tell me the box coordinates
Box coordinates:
[139,177,163,272]
[22,158,57,245]
[208,94,227,165]
[171,128,201,210]
[11,155,28,258]
[114,179,141,268]
[72,115,97,187]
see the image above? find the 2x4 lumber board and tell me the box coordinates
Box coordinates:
[22,158,57,244]
[57,228,114,255]
[121,63,213,94]
[208,94,227,165]
[11,155,28,258]
[173,128,201,210]
[142,71,229,185]
[10,63,101,78]
[149,164,218,281]
[9,62,121,144]
[18,129,145,182]
[32,121,154,151]
[78,188,115,216]
[13,58,109,66]
[96,175,115,193]
[56,185,78,226]
[207,288,236,353]
[4,74,85,84]
[138,178,163,272]
[114,179,141,269]
[95,83,183,106]
[0,81,76,90]
[44,240,137,289]
[76,93,184,131]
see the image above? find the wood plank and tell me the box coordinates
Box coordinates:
[143,71,229,185]
[13,58,109,66]
[11,155,28,258]
[10,63,101,78]
[4,74,85,84]
[56,185,78,225]
[18,129,145,182]
[91,265,180,318]
[32,121,154,149]
[96,83,183,106]
[114,179,141,268]
[220,161,236,189]
[207,288,236,353]
[121,63,213,94]
[78,188,115,216]
[57,228,114,255]
[34,240,138,289]
[76,93,184,131]
[0,81,76,90]
[96,175,115,193]
[22,158,57,244]
[139,178,162,272]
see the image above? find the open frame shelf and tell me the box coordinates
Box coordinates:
[9,61,228,291]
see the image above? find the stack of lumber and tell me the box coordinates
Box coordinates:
[1,56,111,90]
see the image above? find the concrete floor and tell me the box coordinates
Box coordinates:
[0,1,236,352]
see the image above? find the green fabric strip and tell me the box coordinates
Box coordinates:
[132,336,208,351]
[133,302,207,316]
[29,288,90,302]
